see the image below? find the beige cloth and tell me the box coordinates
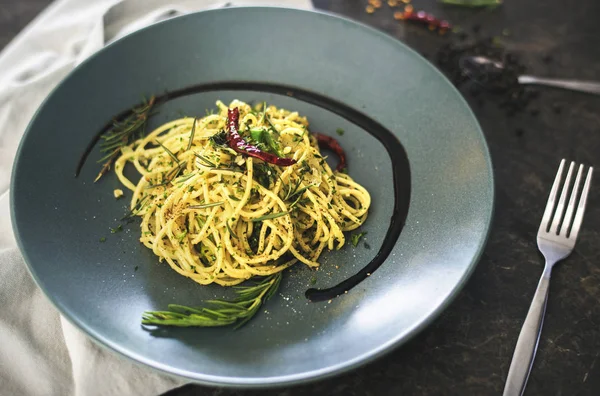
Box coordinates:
[0,1,312,395]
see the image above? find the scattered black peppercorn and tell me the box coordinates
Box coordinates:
[436,36,538,116]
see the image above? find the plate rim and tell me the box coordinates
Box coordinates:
[10,6,495,387]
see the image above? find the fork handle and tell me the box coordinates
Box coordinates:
[518,76,600,95]
[503,265,553,396]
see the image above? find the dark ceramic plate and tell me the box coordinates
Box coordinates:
[11,7,493,387]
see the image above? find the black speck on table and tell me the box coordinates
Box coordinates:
[4,1,600,395]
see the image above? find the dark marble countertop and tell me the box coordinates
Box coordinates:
[3,1,599,395]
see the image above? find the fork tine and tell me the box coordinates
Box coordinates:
[539,159,565,233]
[569,166,593,239]
[560,164,584,236]
[550,161,575,234]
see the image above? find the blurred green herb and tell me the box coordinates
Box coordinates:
[142,272,282,329]
[95,96,155,182]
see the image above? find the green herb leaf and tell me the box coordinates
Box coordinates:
[351,231,367,247]
[252,212,288,222]
[249,128,264,142]
[156,140,180,165]
[110,224,123,234]
[336,128,345,136]
[121,195,150,221]
[253,162,276,188]
[186,118,197,151]
[99,237,106,242]
[208,130,228,148]
[195,154,217,168]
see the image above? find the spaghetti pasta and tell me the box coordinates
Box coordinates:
[115,100,371,286]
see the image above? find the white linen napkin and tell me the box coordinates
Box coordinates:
[0,1,312,395]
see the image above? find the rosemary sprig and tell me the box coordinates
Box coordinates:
[146,160,187,189]
[284,174,304,201]
[186,118,197,151]
[195,153,217,168]
[121,195,150,221]
[95,96,155,182]
[141,272,282,329]
[226,220,239,239]
[177,230,188,242]
[156,140,180,166]
[188,201,224,210]
[252,212,288,222]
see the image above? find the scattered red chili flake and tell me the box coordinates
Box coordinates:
[226,108,297,167]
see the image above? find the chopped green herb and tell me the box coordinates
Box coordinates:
[208,131,228,148]
[253,162,276,188]
[110,224,123,234]
[99,237,106,242]
[134,266,139,271]
[177,230,188,242]
[228,194,241,201]
[336,128,345,136]
[310,276,317,285]
[351,231,367,247]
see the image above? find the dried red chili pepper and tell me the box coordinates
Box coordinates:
[311,132,347,172]
[404,10,451,31]
[226,108,297,167]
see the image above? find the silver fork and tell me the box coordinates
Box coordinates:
[503,159,594,396]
